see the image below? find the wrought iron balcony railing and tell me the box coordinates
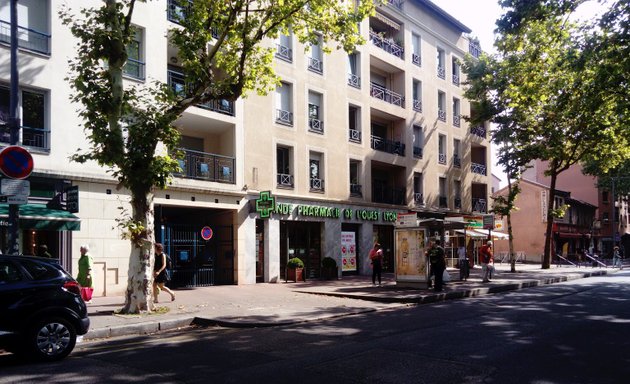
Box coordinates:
[414,192,424,205]
[473,198,487,213]
[438,153,447,164]
[453,155,461,168]
[413,146,423,158]
[173,148,235,184]
[349,129,362,143]
[347,73,361,88]
[371,135,405,156]
[370,82,404,107]
[309,118,324,134]
[439,196,448,208]
[453,114,461,127]
[0,20,50,55]
[310,178,325,191]
[275,109,293,126]
[454,198,462,209]
[438,109,446,122]
[369,31,404,59]
[452,73,460,86]
[350,183,363,197]
[471,162,487,175]
[276,43,293,62]
[412,53,421,67]
[470,126,487,138]
[469,41,482,58]
[167,69,235,116]
[277,173,294,187]
[308,57,323,74]
[437,65,445,79]
[413,99,422,113]
[0,125,50,152]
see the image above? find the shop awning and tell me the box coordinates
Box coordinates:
[454,229,486,238]
[472,229,509,239]
[0,204,81,231]
[373,12,401,30]
[556,232,588,239]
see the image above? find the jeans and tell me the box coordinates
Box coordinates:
[372,261,382,284]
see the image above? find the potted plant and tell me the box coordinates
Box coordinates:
[321,257,338,280]
[286,257,305,282]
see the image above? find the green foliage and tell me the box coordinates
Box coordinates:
[321,256,337,268]
[287,257,305,269]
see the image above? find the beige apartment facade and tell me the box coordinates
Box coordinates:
[0,0,490,295]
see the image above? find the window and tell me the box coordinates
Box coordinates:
[452,98,461,127]
[0,0,51,55]
[275,82,293,126]
[411,33,421,66]
[438,91,446,122]
[308,35,323,74]
[276,146,293,187]
[276,32,293,62]
[452,57,460,86]
[454,180,462,209]
[349,160,362,196]
[437,48,445,79]
[310,152,324,191]
[453,139,461,167]
[348,105,361,143]
[0,260,23,284]
[308,91,323,134]
[414,173,424,205]
[438,134,446,164]
[124,28,145,80]
[347,52,360,88]
[413,125,423,158]
[439,177,448,208]
[0,86,49,151]
[412,80,422,112]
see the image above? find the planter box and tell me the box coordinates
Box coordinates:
[286,267,305,282]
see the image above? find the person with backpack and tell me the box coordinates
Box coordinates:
[479,240,494,283]
[153,243,175,303]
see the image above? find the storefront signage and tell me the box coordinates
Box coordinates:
[66,185,79,213]
[464,215,483,229]
[255,191,276,218]
[341,231,357,271]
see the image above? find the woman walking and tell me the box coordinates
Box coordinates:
[153,243,175,303]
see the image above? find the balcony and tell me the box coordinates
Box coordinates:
[452,74,460,86]
[349,129,362,143]
[373,186,406,205]
[453,114,461,127]
[309,118,324,134]
[369,31,404,59]
[454,197,462,209]
[472,162,487,175]
[469,41,482,58]
[348,73,361,88]
[471,126,487,138]
[370,83,404,107]
[276,43,293,62]
[350,183,363,197]
[275,109,293,126]
[439,196,448,208]
[453,155,461,168]
[0,20,50,55]
[412,99,422,113]
[310,178,325,192]
[277,173,294,188]
[473,198,487,213]
[414,192,424,205]
[412,53,421,67]
[371,135,405,156]
[438,153,446,164]
[413,146,423,158]
[174,148,235,184]
[438,109,446,122]
[167,69,235,116]
[308,57,323,74]
[0,125,50,152]
[437,65,445,79]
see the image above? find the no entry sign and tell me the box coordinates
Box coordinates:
[0,146,34,179]
[200,226,213,241]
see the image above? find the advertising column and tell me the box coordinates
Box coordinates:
[341,231,357,272]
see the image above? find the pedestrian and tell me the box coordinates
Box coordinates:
[38,244,53,259]
[153,243,175,303]
[76,244,94,303]
[479,240,494,283]
[427,240,446,291]
[369,242,383,286]
[612,246,623,269]
[458,245,469,281]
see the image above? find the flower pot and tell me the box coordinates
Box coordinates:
[287,267,305,282]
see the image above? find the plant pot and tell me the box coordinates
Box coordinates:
[287,267,305,282]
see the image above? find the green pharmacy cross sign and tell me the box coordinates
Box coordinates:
[255,191,276,218]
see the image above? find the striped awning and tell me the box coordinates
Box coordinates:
[373,12,400,30]
[0,204,81,231]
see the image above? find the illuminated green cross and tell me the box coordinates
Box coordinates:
[256,191,276,219]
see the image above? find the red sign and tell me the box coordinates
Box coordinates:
[0,146,34,179]
[200,226,213,240]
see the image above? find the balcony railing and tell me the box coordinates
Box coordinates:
[369,31,404,59]
[412,99,422,112]
[412,53,421,67]
[469,41,482,58]
[174,148,235,184]
[124,58,146,80]
[437,65,445,79]
[388,0,404,9]
[439,196,448,208]
[277,173,294,187]
[473,198,487,213]
[373,186,406,205]
[438,153,446,164]
[309,118,324,134]
[414,192,424,205]
[370,82,404,107]
[472,162,487,175]
[348,73,361,88]
[0,20,50,55]
[349,129,362,143]
[167,69,235,116]
[453,155,461,168]
[0,125,50,152]
[453,114,461,127]
[276,43,293,62]
[452,73,460,86]
[350,183,363,197]
[471,126,487,138]
[276,109,293,126]
[438,109,446,122]
[413,146,423,158]
[308,57,323,74]
[454,197,462,209]
[310,178,325,191]
[371,135,405,156]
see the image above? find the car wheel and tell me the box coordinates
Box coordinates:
[27,317,77,362]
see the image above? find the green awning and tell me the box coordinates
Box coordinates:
[0,204,81,231]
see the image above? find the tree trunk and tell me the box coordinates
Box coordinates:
[119,191,155,314]
[506,177,517,273]
[542,169,559,269]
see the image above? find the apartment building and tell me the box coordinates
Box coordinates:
[0,0,490,296]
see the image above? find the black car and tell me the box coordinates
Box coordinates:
[0,255,90,361]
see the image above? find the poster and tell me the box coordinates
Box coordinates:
[341,231,357,272]
[395,228,428,282]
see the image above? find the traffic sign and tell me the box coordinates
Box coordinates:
[200,226,213,240]
[0,146,34,179]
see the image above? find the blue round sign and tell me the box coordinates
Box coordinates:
[201,226,213,240]
[0,145,34,179]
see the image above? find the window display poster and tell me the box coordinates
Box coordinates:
[341,231,357,271]
[395,228,428,282]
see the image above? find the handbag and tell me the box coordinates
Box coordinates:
[442,269,451,283]
[80,287,94,301]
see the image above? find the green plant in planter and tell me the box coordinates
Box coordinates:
[287,257,304,269]
[321,257,337,269]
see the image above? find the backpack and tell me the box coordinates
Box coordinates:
[165,253,173,270]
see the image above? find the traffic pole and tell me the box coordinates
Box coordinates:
[8,0,21,255]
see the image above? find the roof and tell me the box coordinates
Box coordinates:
[411,0,473,33]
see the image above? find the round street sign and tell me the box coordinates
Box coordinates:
[200,226,213,241]
[0,146,34,179]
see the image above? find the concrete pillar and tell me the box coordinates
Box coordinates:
[265,218,280,283]
[323,219,342,278]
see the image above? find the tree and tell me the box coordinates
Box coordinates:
[61,0,377,313]
[464,0,630,269]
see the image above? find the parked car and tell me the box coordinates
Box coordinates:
[0,255,90,361]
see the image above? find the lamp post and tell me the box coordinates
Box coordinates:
[7,0,21,255]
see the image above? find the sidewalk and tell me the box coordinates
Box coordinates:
[85,263,614,340]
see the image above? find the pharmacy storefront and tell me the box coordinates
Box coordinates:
[250,191,403,282]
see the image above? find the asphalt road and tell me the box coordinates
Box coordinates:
[2,271,629,384]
